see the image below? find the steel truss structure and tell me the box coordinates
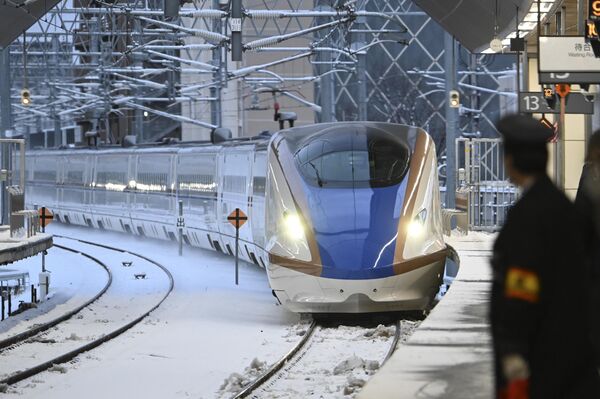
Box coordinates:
[329,0,518,148]
[3,0,517,151]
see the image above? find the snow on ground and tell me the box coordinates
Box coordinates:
[0,246,107,339]
[235,320,420,399]
[5,223,301,398]
[0,238,170,382]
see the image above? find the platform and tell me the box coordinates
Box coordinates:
[0,226,53,266]
[359,232,495,399]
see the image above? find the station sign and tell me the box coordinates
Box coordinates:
[538,72,600,84]
[539,36,600,73]
[519,92,594,114]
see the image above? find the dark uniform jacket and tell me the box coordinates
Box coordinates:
[575,164,600,367]
[491,175,599,398]
[575,164,600,269]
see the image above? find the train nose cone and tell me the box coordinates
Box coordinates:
[308,183,405,280]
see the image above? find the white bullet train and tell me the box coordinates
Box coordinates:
[26,122,447,313]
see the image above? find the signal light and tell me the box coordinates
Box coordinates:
[20,89,31,106]
[449,90,460,108]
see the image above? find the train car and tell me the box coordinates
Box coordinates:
[26,122,446,313]
[265,123,446,312]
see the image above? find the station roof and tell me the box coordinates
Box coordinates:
[413,0,560,53]
[0,0,62,49]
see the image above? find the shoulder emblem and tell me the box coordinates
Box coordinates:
[505,267,540,303]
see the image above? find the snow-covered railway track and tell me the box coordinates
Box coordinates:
[0,245,112,352]
[232,319,416,398]
[0,236,174,386]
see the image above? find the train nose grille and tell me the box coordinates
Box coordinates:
[318,236,398,280]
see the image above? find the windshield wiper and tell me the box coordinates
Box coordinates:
[308,162,324,187]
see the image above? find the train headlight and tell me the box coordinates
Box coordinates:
[283,212,305,241]
[407,209,427,237]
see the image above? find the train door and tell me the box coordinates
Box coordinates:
[57,155,64,209]
[124,153,135,232]
[131,151,174,239]
[30,155,59,210]
[62,154,89,226]
[92,152,130,230]
[176,150,219,249]
[217,147,253,261]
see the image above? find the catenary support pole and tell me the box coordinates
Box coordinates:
[578,0,586,35]
[210,0,223,128]
[231,0,242,61]
[0,48,12,225]
[134,19,144,142]
[444,33,458,209]
[356,6,367,121]
[52,37,61,146]
[316,0,335,123]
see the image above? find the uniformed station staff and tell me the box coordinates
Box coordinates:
[491,114,600,399]
[575,130,600,371]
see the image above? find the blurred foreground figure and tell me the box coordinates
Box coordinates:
[575,130,600,370]
[491,114,600,399]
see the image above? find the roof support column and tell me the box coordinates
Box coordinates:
[444,32,458,209]
[0,48,11,225]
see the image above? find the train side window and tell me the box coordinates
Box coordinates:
[252,176,266,197]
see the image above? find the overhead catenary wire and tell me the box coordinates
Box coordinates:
[6,0,416,136]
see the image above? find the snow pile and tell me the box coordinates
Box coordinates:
[48,365,67,374]
[333,355,382,396]
[66,333,81,341]
[365,360,380,371]
[334,355,365,375]
[363,324,395,339]
[282,320,312,341]
[399,320,420,344]
[218,358,268,396]
[344,375,366,395]
[11,227,25,239]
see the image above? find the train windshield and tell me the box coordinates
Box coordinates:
[294,127,410,188]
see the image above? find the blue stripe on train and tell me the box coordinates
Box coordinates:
[303,177,408,280]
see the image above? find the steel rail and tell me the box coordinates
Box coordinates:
[0,237,174,386]
[231,321,317,399]
[382,320,402,365]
